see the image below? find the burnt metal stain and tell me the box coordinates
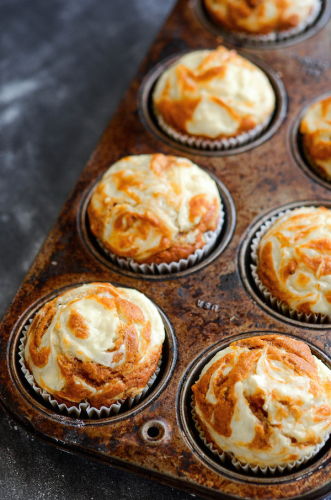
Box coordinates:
[148,400,163,414]
[217,272,240,295]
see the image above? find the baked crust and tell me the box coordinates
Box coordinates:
[300,96,331,182]
[257,207,331,315]
[87,154,221,264]
[192,335,331,467]
[203,0,318,35]
[152,46,275,140]
[24,283,165,408]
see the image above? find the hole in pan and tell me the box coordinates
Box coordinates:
[138,50,287,157]
[192,0,331,50]
[10,282,177,423]
[238,200,331,329]
[147,426,160,438]
[78,167,236,280]
[139,420,169,445]
[178,331,331,483]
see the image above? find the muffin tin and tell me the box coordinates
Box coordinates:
[1,0,331,498]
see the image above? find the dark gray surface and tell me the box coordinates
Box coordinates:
[0,1,203,499]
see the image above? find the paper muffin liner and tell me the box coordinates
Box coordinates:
[19,319,162,419]
[96,202,224,275]
[191,397,328,475]
[250,205,331,324]
[227,0,322,44]
[154,106,272,151]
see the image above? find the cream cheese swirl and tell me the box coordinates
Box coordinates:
[300,96,331,181]
[153,46,275,139]
[88,154,221,264]
[24,283,165,407]
[203,0,319,35]
[193,335,331,467]
[257,207,331,315]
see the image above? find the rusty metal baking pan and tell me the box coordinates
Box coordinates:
[1,0,331,499]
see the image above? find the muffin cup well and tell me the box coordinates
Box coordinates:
[96,203,224,275]
[191,397,328,475]
[221,0,322,44]
[19,320,162,419]
[154,107,272,152]
[250,206,331,324]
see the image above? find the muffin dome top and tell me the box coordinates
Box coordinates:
[24,283,165,407]
[300,96,331,180]
[203,0,319,35]
[88,154,221,264]
[257,207,331,315]
[153,46,275,140]
[192,335,331,467]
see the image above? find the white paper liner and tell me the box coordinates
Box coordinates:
[250,205,331,324]
[191,397,328,475]
[227,0,322,44]
[19,319,162,418]
[154,106,272,151]
[97,202,224,275]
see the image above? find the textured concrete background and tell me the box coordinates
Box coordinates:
[0,1,203,499]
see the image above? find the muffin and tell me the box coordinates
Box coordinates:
[192,335,331,470]
[87,154,222,271]
[23,283,165,410]
[152,46,276,149]
[203,0,321,40]
[254,207,331,318]
[300,96,331,182]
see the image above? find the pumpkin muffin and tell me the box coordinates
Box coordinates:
[255,207,331,317]
[152,46,276,147]
[203,0,321,38]
[192,335,331,469]
[300,96,331,182]
[24,283,165,408]
[87,154,222,266]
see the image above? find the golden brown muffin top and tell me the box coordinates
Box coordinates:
[88,154,221,264]
[24,283,165,408]
[153,46,275,140]
[193,335,331,467]
[257,207,331,315]
[300,96,331,180]
[203,0,319,35]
